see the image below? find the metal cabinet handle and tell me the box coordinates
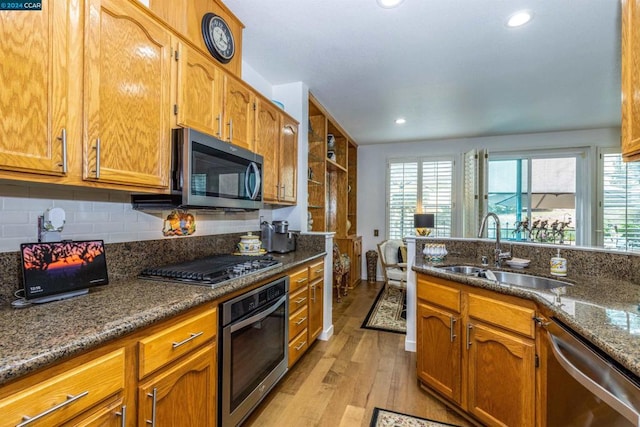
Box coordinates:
[216,113,222,137]
[315,268,324,274]
[449,316,457,343]
[146,388,157,426]
[57,128,67,173]
[466,324,473,350]
[296,277,308,284]
[534,316,550,327]
[295,316,307,325]
[227,118,233,142]
[93,138,101,179]
[172,331,204,349]
[295,340,307,351]
[17,391,89,426]
[295,297,307,304]
[310,284,316,302]
[115,405,126,427]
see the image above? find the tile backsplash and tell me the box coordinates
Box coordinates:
[0,183,270,253]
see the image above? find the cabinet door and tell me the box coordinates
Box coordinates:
[255,100,281,202]
[84,0,172,188]
[224,75,254,150]
[0,1,70,175]
[622,0,640,159]
[417,302,462,405]
[176,42,224,138]
[467,322,536,427]
[279,117,298,204]
[138,344,216,427]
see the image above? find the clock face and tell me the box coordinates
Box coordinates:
[202,13,235,63]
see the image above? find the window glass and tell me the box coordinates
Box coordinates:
[487,156,576,245]
[602,153,640,251]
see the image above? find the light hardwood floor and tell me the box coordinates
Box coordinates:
[244,281,471,427]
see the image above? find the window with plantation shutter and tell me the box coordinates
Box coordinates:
[601,153,640,251]
[388,161,418,239]
[387,158,454,239]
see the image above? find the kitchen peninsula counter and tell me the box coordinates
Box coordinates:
[413,256,640,378]
[0,250,325,386]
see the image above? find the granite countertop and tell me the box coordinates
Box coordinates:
[413,256,640,378]
[0,250,325,387]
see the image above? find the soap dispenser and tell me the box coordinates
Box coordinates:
[550,249,567,277]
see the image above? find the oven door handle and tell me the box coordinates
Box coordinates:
[245,162,261,201]
[545,326,640,425]
[230,294,287,333]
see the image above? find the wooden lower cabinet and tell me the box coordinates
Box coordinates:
[417,301,462,405]
[336,235,362,288]
[417,274,537,427]
[138,344,216,427]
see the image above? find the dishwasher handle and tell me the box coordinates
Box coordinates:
[545,321,640,426]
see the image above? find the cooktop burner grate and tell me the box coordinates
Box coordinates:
[140,254,281,287]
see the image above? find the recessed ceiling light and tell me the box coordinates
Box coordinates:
[395,118,406,124]
[377,0,404,9]
[507,10,533,27]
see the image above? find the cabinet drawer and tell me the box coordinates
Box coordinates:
[289,305,309,341]
[288,328,308,367]
[289,266,309,293]
[0,349,125,427]
[417,277,461,313]
[309,260,325,281]
[289,285,308,312]
[468,293,535,338]
[139,308,216,378]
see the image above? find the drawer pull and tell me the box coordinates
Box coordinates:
[314,268,323,274]
[172,331,204,349]
[17,391,89,426]
[116,405,126,427]
[295,316,307,325]
[295,340,307,351]
[295,297,307,305]
[449,316,457,343]
[296,277,308,284]
[146,388,157,426]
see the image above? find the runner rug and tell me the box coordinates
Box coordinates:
[369,407,461,427]
[361,286,406,334]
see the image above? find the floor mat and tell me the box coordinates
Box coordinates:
[370,407,461,427]
[361,286,406,334]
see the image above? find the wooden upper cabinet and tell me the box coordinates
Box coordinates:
[280,116,299,204]
[622,0,640,160]
[256,100,282,202]
[84,0,172,188]
[0,1,70,175]
[223,75,255,150]
[175,42,224,137]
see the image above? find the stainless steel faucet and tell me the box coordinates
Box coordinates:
[478,212,511,267]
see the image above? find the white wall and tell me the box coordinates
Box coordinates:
[358,127,620,276]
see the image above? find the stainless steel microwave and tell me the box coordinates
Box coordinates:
[132,128,263,210]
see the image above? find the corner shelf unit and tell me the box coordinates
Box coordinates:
[307,93,358,238]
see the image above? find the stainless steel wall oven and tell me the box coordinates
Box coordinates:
[219,277,289,426]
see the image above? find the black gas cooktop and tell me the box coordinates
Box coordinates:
[140,254,281,287]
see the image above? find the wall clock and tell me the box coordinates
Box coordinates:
[201,13,235,64]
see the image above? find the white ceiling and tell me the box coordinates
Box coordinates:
[223,0,621,145]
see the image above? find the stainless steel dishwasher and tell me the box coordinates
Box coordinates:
[542,317,640,426]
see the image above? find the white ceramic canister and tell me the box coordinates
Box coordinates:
[550,248,567,276]
[237,232,262,254]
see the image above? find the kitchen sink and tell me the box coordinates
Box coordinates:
[434,265,572,290]
[436,265,483,275]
